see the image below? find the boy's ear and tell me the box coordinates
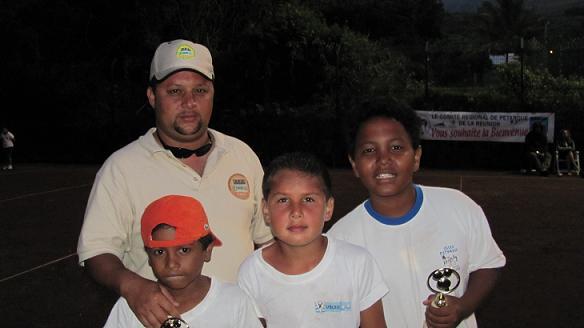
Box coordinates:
[261,199,271,225]
[203,244,214,263]
[414,146,422,172]
[324,197,335,222]
[348,155,359,178]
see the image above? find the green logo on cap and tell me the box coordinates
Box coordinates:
[176,44,195,59]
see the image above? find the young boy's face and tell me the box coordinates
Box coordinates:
[349,116,422,203]
[146,227,212,291]
[263,169,334,248]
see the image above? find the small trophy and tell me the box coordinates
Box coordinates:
[161,317,190,328]
[426,267,460,308]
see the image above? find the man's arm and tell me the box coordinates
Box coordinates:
[86,254,180,328]
[424,268,501,328]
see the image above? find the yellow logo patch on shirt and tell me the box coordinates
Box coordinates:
[228,173,250,200]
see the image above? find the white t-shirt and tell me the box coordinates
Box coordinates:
[1,131,14,148]
[104,277,262,327]
[237,236,389,328]
[328,185,506,328]
[77,128,272,282]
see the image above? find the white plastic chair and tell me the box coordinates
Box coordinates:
[555,149,580,176]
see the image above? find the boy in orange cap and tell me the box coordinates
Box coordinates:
[104,195,262,328]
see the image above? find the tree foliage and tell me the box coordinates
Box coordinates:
[310,0,444,45]
[495,64,584,109]
[0,0,415,163]
[1,0,583,165]
[476,0,541,54]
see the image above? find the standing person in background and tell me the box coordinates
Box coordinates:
[328,98,506,328]
[77,39,272,328]
[1,127,15,170]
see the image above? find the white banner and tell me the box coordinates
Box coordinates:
[416,111,555,143]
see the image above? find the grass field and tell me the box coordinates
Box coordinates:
[1,164,583,327]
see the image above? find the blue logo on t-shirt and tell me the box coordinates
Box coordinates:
[440,244,460,269]
[314,301,352,313]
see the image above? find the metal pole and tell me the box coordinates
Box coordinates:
[424,41,429,100]
[544,21,550,70]
[559,45,563,76]
[520,37,524,106]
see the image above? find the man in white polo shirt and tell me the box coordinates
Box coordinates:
[77,39,272,328]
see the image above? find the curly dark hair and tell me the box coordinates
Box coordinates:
[346,97,421,159]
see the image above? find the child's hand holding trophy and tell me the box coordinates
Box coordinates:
[422,267,461,327]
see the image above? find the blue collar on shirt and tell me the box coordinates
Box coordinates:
[364,185,423,226]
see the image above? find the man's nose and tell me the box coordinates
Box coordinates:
[182,92,197,108]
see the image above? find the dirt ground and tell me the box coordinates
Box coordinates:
[1,164,583,327]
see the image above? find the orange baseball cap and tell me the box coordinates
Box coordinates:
[141,195,222,248]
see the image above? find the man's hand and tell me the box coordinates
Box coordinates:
[85,254,180,328]
[423,294,463,328]
[121,275,180,328]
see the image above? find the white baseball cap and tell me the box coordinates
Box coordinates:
[149,39,214,81]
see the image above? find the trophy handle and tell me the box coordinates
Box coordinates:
[422,291,448,327]
[161,317,190,328]
[431,292,447,308]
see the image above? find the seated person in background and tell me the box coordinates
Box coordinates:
[556,129,579,175]
[105,195,262,328]
[525,122,551,176]
[238,152,388,328]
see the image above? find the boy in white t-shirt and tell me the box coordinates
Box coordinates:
[104,195,262,328]
[328,98,506,328]
[238,152,388,328]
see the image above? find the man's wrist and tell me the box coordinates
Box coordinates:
[117,269,143,298]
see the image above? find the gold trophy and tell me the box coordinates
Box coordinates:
[427,267,461,308]
[422,268,461,327]
[161,317,190,328]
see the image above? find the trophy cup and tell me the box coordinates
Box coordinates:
[161,317,190,328]
[426,267,460,308]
